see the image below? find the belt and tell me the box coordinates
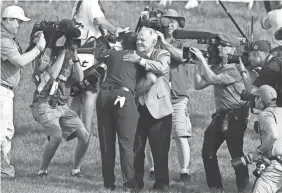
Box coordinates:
[270,157,282,165]
[0,83,13,91]
[101,85,134,96]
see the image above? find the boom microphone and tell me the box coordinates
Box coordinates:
[173,30,217,40]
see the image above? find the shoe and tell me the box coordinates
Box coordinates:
[37,170,48,178]
[104,185,115,191]
[71,171,85,178]
[180,173,191,184]
[149,170,155,181]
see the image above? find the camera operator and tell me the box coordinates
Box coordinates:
[191,46,250,193]
[236,40,282,107]
[155,9,193,183]
[248,85,282,193]
[122,27,173,191]
[69,0,125,135]
[30,20,90,178]
[1,5,46,178]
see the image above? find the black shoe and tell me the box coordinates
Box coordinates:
[37,171,48,178]
[180,173,191,184]
[104,185,115,191]
[149,170,155,180]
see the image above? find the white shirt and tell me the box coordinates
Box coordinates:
[262,9,282,48]
[72,0,105,44]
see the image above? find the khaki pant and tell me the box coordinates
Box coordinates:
[0,86,15,178]
[252,160,282,193]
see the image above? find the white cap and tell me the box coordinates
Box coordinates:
[2,5,31,21]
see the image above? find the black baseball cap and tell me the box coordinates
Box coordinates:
[247,40,271,52]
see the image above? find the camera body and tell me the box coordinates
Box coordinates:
[231,153,271,178]
[136,7,164,33]
[240,90,256,108]
[182,33,250,66]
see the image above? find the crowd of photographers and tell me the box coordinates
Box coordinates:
[1,1,282,193]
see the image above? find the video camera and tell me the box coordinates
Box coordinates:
[174,30,249,66]
[231,153,271,178]
[135,6,164,33]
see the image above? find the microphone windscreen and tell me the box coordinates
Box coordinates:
[173,30,216,40]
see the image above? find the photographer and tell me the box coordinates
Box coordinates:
[69,0,125,135]
[236,40,282,107]
[30,20,90,178]
[191,46,250,193]
[1,5,46,178]
[248,85,282,193]
[155,9,193,183]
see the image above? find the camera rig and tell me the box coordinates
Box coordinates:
[176,0,254,66]
[135,6,165,33]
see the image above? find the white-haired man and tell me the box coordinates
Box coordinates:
[123,27,173,191]
[1,5,46,178]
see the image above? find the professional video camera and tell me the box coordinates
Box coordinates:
[135,6,164,33]
[31,18,86,94]
[231,153,271,178]
[176,30,249,66]
[175,0,254,66]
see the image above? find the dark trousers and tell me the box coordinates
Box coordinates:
[202,106,250,192]
[96,89,139,187]
[133,105,172,189]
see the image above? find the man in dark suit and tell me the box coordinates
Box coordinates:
[96,32,157,190]
[123,27,173,191]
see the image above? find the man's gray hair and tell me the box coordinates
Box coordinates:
[139,27,158,41]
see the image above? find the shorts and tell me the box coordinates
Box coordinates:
[31,103,85,141]
[171,97,192,138]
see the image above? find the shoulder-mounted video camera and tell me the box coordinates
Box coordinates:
[135,6,164,33]
[175,30,249,66]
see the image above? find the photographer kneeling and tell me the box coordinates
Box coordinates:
[191,46,250,193]
[30,20,90,177]
[244,85,282,193]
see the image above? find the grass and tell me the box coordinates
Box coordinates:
[1,1,268,192]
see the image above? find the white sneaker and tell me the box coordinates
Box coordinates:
[185,0,199,9]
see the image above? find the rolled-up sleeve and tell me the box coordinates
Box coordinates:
[144,50,170,74]
[217,68,241,85]
[1,38,20,61]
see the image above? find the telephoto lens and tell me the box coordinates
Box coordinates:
[231,154,253,168]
